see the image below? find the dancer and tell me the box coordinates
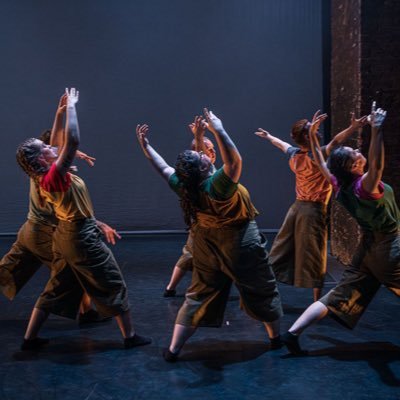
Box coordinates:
[16,88,150,350]
[255,111,367,300]
[0,95,115,324]
[282,102,399,355]
[137,109,283,362]
[164,117,217,297]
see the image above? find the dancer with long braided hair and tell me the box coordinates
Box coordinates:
[163,117,218,297]
[1,95,113,324]
[16,88,150,350]
[137,109,283,362]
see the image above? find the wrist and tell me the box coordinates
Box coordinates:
[212,127,225,135]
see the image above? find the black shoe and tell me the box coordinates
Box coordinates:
[21,337,49,351]
[124,334,152,349]
[163,288,176,297]
[281,332,308,355]
[79,310,112,325]
[269,335,283,350]
[163,348,179,362]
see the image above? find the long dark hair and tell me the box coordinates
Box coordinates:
[327,147,356,187]
[175,150,204,228]
[16,138,48,206]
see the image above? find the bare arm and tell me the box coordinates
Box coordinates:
[326,112,368,155]
[55,88,80,176]
[204,108,241,182]
[255,128,292,153]
[136,124,175,182]
[96,219,121,245]
[189,116,208,152]
[76,150,96,167]
[309,114,333,183]
[361,103,386,193]
[50,93,67,147]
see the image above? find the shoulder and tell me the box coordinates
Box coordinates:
[355,176,384,201]
[286,146,300,159]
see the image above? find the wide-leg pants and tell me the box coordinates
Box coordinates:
[0,221,54,300]
[270,200,328,289]
[320,230,400,329]
[176,220,283,327]
[36,218,130,319]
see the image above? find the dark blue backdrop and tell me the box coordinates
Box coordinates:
[0,0,325,232]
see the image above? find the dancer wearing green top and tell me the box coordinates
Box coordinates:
[137,109,283,362]
[163,118,217,297]
[281,103,400,355]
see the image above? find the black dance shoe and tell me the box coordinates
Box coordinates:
[163,348,179,362]
[281,332,308,355]
[269,335,283,350]
[163,288,176,297]
[124,334,152,349]
[21,337,50,351]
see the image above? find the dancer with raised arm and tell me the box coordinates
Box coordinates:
[163,116,217,297]
[281,102,399,355]
[16,88,151,350]
[1,95,113,324]
[137,109,283,362]
[255,111,367,301]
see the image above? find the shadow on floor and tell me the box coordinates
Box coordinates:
[306,334,400,387]
[12,337,125,365]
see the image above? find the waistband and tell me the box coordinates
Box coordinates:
[294,200,327,211]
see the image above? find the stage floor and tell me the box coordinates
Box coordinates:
[0,234,399,400]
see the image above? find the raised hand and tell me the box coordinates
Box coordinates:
[309,110,328,138]
[65,87,79,107]
[189,116,208,136]
[203,108,224,134]
[368,101,387,128]
[136,124,150,150]
[57,93,68,115]
[254,128,270,139]
[350,112,368,130]
[76,150,96,167]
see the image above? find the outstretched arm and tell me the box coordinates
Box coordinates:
[50,93,67,148]
[309,113,333,183]
[55,88,80,176]
[204,108,241,182]
[76,150,96,167]
[136,124,175,181]
[254,128,292,153]
[326,112,368,155]
[361,102,386,193]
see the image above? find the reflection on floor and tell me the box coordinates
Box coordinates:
[0,234,399,400]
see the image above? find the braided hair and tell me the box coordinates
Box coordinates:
[327,147,355,188]
[16,138,48,206]
[175,150,204,228]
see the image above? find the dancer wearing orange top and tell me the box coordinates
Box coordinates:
[256,111,367,301]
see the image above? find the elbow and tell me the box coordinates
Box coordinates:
[68,131,80,150]
[227,157,242,176]
[233,155,242,170]
[374,161,384,173]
